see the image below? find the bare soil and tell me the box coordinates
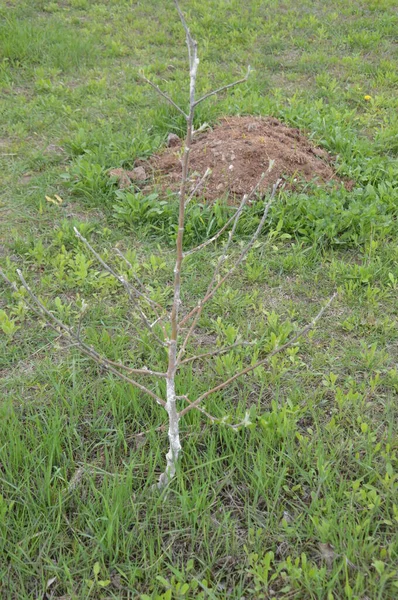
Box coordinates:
[141,116,349,202]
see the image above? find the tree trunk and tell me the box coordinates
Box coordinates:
[158,355,181,488]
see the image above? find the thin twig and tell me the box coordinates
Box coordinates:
[74,228,168,347]
[114,248,165,311]
[183,203,244,258]
[178,395,251,430]
[1,267,167,406]
[184,167,212,207]
[178,340,253,368]
[16,268,167,383]
[114,247,169,337]
[0,267,19,291]
[176,187,254,362]
[174,0,195,67]
[179,179,281,331]
[97,356,166,378]
[176,196,245,362]
[178,293,337,418]
[177,175,275,365]
[193,66,251,106]
[183,172,266,257]
[140,75,188,119]
[177,394,220,422]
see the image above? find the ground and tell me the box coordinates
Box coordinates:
[140,116,345,200]
[0,0,397,599]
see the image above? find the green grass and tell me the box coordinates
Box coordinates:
[0,0,397,598]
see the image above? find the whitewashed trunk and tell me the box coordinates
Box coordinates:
[157,375,181,488]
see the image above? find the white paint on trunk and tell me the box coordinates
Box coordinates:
[157,375,181,488]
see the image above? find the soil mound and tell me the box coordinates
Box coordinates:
[144,116,345,202]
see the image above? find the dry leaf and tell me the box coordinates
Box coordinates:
[45,195,62,206]
[46,577,57,589]
[318,542,336,568]
[280,510,293,526]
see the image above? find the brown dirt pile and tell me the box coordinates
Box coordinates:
[143,116,346,201]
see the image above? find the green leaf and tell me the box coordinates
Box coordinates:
[373,560,385,575]
[156,575,170,587]
[186,559,194,572]
[180,582,190,595]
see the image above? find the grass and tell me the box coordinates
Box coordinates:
[0,0,397,598]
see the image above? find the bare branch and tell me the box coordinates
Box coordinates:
[74,228,137,292]
[174,0,194,44]
[113,248,164,312]
[176,194,246,363]
[177,175,276,365]
[184,167,212,207]
[177,394,219,422]
[183,171,266,258]
[0,266,17,291]
[114,247,169,334]
[74,228,168,347]
[183,203,245,259]
[96,356,167,379]
[178,293,337,418]
[140,74,188,119]
[194,66,251,107]
[178,395,251,430]
[179,179,281,332]
[11,268,167,406]
[177,340,253,368]
[174,0,196,67]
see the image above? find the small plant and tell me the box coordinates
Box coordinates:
[141,561,210,599]
[0,309,19,339]
[246,549,329,598]
[0,0,335,488]
[85,561,111,592]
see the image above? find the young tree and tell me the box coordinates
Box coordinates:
[0,0,335,488]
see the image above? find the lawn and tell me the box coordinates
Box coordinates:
[0,0,397,598]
